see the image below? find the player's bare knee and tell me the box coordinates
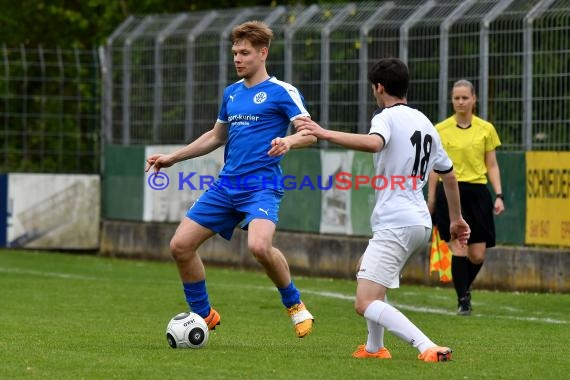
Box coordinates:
[354,299,367,316]
[169,239,184,260]
[248,242,271,263]
[169,237,196,261]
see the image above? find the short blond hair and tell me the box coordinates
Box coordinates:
[231,21,273,49]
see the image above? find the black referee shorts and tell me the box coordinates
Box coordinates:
[434,182,496,247]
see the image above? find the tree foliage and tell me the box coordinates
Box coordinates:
[0,0,346,48]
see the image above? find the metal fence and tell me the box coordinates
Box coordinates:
[102,0,570,152]
[0,46,100,173]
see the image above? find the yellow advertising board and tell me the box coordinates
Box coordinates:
[525,152,570,246]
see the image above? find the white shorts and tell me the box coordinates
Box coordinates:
[357,226,431,288]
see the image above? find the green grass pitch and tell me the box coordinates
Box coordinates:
[1,249,568,379]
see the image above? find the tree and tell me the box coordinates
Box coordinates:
[0,1,344,48]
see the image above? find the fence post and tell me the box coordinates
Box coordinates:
[263,5,286,26]
[185,11,218,142]
[38,45,46,171]
[153,14,188,143]
[284,5,319,84]
[56,47,66,169]
[104,15,135,145]
[523,0,556,150]
[438,0,476,122]
[19,45,28,162]
[320,3,356,137]
[399,0,436,64]
[2,45,9,160]
[74,47,82,133]
[358,2,395,134]
[479,0,515,121]
[122,16,154,146]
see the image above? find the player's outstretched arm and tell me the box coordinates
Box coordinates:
[145,122,228,172]
[267,119,318,157]
[295,117,383,153]
[267,133,317,157]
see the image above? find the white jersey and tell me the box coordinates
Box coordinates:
[368,104,452,231]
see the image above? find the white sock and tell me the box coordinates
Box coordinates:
[365,319,384,352]
[364,300,436,353]
[364,294,388,352]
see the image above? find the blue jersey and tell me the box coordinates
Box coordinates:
[217,77,310,187]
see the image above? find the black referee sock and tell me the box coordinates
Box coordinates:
[467,259,484,289]
[451,256,470,300]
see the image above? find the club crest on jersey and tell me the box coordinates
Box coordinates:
[253,91,267,104]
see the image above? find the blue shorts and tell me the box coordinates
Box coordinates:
[186,181,283,240]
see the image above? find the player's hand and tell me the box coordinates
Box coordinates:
[268,137,292,157]
[450,217,470,247]
[494,198,505,215]
[295,117,329,140]
[145,154,175,172]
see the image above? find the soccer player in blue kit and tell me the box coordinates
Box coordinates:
[145,21,316,338]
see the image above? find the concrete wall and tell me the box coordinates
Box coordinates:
[100,220,570,293]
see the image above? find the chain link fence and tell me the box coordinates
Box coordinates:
[0,46,100,173]
[101,0,570,152]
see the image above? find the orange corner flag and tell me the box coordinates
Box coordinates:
[430,226,452,283]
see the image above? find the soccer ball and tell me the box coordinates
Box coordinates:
[166,312,209,349]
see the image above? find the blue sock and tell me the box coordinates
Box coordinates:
[182,280,211,318]
[278,281,301,308]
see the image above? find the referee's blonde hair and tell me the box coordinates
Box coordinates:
[453,79,475,95]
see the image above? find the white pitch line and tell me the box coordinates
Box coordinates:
[215,284,568,324]
[300,288,459,316]
[300,288,569,324]
[0,266,98,281]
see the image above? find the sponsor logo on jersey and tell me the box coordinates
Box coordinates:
[227,114,260,123]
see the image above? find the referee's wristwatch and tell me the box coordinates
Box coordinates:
[495,193,504,201]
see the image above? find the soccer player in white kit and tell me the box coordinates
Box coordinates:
[296,58,470,362]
